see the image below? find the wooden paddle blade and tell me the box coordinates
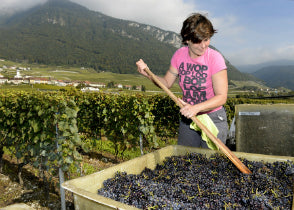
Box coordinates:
[191,116,252,174]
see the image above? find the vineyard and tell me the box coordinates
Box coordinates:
[0,89,292,209]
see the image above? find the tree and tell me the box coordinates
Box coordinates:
[107,81,115,88]
[141,85,146,92]
[76,83,86,90]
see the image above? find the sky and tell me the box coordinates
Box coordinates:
[1,0,294,66]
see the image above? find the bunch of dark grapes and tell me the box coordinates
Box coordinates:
[97,153,294,209]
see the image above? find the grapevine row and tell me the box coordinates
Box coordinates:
[0,90,290,176]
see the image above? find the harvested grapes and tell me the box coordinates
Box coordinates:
[98,153,294,209]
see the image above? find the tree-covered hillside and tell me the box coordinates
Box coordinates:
[0,0,176,75]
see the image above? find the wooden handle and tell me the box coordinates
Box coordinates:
[144,67,252,174]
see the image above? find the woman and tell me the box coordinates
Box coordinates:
[136,13,228,148]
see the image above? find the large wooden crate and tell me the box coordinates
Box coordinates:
[62,145,294,210]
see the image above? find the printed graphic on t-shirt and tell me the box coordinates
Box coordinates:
[178,62,208,105]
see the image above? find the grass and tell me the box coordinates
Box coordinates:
[65,136,177,178]
[83,136,177,160]
[0,83,74,91]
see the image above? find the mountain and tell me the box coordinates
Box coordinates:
[0,0,178,75]
[237,59,294,73]
[0,0,254,81]
[252,65,294,90]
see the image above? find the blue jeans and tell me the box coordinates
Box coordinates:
[178,107,228,148]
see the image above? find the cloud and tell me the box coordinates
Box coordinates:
[0,0,46,14]
[212,15,245,46]
[226,45,294,66]
[277,45,294,56]
[71,0,202,32]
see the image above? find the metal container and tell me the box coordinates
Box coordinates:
[62,145,294,210]
[235,104,294,156]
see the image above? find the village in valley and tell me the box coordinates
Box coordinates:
[0,59,143,92]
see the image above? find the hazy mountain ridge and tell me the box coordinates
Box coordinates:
[252,65,294,90]
[0,0,255,81]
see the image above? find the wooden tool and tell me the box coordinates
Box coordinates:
[144,67,252,174]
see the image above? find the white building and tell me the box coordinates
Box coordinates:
[81,87,100,92]
[14,70,22,79]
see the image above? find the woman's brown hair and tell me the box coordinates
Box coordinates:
[181,13,217,45]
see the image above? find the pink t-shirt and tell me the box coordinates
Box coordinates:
[171,46,227,113]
